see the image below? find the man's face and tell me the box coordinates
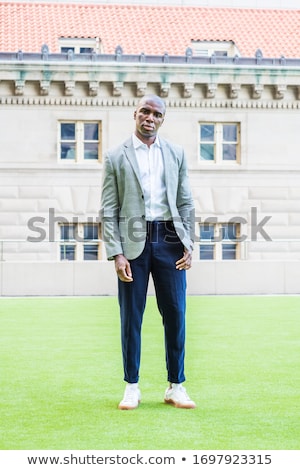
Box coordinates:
[134,97,165,141]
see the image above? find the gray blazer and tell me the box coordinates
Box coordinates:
[100,136,195,260]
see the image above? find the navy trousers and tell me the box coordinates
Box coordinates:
[118,221,187,384]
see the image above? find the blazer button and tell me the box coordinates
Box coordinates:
[142,215,145,219]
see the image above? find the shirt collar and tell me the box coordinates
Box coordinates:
[132,133,161,149]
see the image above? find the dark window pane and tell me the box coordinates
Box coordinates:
[200,143,214,160]
[60,245,75,260]
[200,224,215,240]
[84,225,98,240]
[84,123,98,140]
[214,51,228,57]
[61,143,76,159]
[201,124,214,141]
[222,143,236,161]
[222,244,236,260]
[61,123,75,140]
[223,124,237,142]
[84,143,98,160]
[84,244,98,260]
[61,47,75,54]
[200,245,214,260]
[80,47,94,54]
[221,224,237,241]
[60,225,75,240]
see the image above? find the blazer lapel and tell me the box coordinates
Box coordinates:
[160,139,173,201]
[123,138,143,189]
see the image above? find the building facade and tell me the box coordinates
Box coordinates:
[1,3,300,295]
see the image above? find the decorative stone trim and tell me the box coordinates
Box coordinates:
[183,83,194,98]
[206,83,217,98]
[15,79,25,96]
[2,96,300,109]
[275,84,286,99]
[160,83,170,97]
[252,84,264,99]
[136,82,147,97]
[89,81,99,97]
[230,83,241,99]
[65,80,75,96]
[113,81,123,96]
[40,80,50,96]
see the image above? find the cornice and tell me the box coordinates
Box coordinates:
[1,48,300,103]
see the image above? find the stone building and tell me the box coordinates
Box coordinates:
[1,2,300,295]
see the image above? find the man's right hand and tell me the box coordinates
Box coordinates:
[114,254,133,282]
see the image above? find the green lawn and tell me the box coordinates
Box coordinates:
[0,296,299,450]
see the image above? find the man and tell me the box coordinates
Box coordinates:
[101,94,195,410]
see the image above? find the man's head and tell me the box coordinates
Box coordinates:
[134,94,166,144]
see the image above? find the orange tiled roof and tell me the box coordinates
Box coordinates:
[0,2,300,58]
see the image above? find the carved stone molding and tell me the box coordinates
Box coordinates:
[206,83,217,98]
[113,81,123,96]
[183,83,194,98]
[252,84,264,99]
[230,83,241,99]
[65,80,75,96]
[275,84,286,99]
[40,80,50,96]
[15,79,25,96]
[136,82,147,97]
[89,81,99,97]
[2,95,300,110]
[160,83,170,97]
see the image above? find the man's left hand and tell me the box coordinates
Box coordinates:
[175,249,192,270]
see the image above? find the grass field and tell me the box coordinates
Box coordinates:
[0,295,299,450]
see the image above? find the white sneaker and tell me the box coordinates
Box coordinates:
[118,383,141,410]
[164,383,196,409]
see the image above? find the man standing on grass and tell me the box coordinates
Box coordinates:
[101,94,196,410]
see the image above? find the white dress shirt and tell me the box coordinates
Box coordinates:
[132,134,171,221]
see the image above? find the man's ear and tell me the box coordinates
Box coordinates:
[133,110,136,120]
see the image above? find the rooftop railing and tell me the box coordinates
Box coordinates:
[0,46,299,67]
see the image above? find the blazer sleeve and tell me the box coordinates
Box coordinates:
[100,152,123,260]
[176,149,195,251]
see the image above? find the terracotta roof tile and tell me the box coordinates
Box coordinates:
[0,2,300,58]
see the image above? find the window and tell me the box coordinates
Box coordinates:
[59,37,102,54]
[199,123,240,163]
[59,121,102,162]
[60,223,101,261]
[199,222,241,260]
[191,40,240,58]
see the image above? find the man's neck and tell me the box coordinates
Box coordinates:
[134,132,157,147]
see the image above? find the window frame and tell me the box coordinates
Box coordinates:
[58,37,102,54]
[199,122,240,165]
[58,121,102,163]
[198,222,242,260]
[59,222,102,261]
[191,40,241,58]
